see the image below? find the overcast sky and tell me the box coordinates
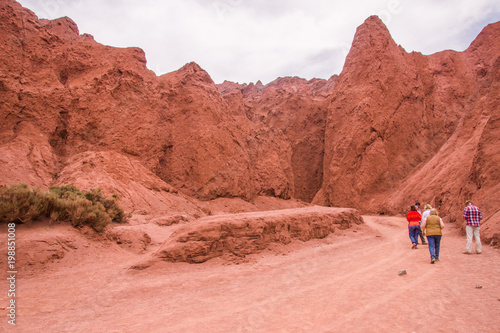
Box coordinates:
[16,0,500,84]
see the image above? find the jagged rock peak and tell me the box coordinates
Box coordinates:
[40,16,79,35]
[179,61,204,72]
[176,61,215,85]
[37,16,82,44]
[350,15,398,51]
[216,80,247,94]
[340,15,405,76]
[465,20,500,61]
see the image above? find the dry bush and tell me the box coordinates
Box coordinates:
[0,184,128,232]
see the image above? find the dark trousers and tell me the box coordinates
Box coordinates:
[418,227,426,244]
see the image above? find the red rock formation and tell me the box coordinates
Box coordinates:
[0,1,499,245]
[153,207,363,263]
[318,16,500,243]
[0,0,297,208]
[218,75,337,202]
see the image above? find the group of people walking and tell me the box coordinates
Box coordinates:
[406,201,483,264]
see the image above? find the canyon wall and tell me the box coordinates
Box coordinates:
[316,17,500,233]
[0,1,498,242]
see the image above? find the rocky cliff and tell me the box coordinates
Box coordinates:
[316,16,500,240]
[217,75,337,202]
[0,1,498,243]
[0,0,304,210]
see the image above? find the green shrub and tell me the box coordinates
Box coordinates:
[0,184,128,232]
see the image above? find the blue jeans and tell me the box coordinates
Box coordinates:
[408,226,420,245]
[427,235,442,260]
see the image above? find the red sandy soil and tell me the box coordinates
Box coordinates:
[2,216,499,332]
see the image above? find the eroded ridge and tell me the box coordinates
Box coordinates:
[154,207,363,263]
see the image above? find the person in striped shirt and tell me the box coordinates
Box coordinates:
[463,200,483,254]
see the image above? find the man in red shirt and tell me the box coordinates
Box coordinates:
[463,200,483,254]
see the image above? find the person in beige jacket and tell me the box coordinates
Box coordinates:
[421,209,445,264]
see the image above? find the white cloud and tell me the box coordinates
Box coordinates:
[387,0,500,54]
[16,0,500,84]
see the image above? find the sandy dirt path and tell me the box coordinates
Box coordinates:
[4,215,500,332]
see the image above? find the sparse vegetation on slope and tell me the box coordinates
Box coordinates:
[0,184,128,231]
